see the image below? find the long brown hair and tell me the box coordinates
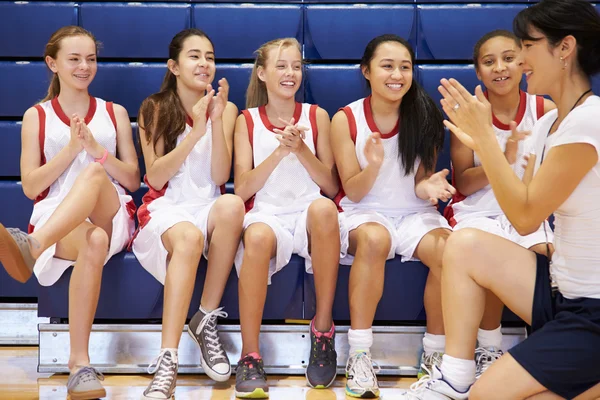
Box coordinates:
[138,29,215,156]
[42,26,100,102]
[246,38,302,109]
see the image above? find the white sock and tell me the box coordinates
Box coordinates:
[477,326,502,349]
[348,328,373,354]
[440,354,475,393]
[423,333,446,355]
[199,304,212,314]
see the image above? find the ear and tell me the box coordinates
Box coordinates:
[361,65,370,80]
[475,67,482,81]
[560,35,577,61]
[167,59,179,76]
[45,55,57,73]
[257,66,266,83]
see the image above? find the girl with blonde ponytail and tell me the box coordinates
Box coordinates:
[0,25,140,399]
[233,38,344,398]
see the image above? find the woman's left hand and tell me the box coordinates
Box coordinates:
[438,79,495,152]
[78,118,105,159]
[208,78,229,121]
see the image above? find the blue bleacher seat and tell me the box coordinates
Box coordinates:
[592,74,600,95]
[304,65,367,118]
[215,64,254,111]
[305,260,429,322]
[417,5,528,60]
[80,3,191,59]
[0,2,77,58]
[304,5,416,60]
[0,122,22,177]
[193,4,302,60]
[0,62,49,118]
[418,64,480,107]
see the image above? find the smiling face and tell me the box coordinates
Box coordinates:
[476,36,523,96]
[519,27,564,96]
[46,35,97,91]
[170,35,216,92]
[363,41,413,102]
[258,44,302,101]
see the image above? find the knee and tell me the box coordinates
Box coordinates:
[172,225,204,258]
[243,224,275,255]
[356,225,392,262]
[443,229,482,274]
[213,194,245,225]
[81,162,106,184]
[307,199,339,232]
[82,227,110,265]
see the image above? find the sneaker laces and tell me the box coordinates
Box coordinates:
[7,228,40,250]
[422,351,443,369]
[403,364,434,397]
[346,352,380,384]
[146,349,178,395]
[312,334,335,366]
[475,347,503,375]
[67,366,104,390]
[195,307,228,363]
[239,355,266,381]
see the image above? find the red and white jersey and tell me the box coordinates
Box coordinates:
[241,103,324,215]
[137,116,221,229]
[336,96,435,217]
[29,97,135,232]
[447,91,547,223]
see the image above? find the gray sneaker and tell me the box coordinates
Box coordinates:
[66,366,106,400]
[235,353,269,399]
[187,306,231,382]
[0,224,38,283]
[143,349,178,399]
[475,346,503,379]
[417,351,443,379]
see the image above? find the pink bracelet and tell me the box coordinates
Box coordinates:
[95,148,109,165]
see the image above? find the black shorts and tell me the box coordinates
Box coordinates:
[508,253,600,399]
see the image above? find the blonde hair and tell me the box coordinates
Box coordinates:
[42,26,100,102]
[245,38,302,109]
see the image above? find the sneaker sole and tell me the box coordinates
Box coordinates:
[0,223,33,283]
[186,325,231,382]
[305,365,337,389]
[67,388,107,400]
[234,388,269,399]
[345,386,379,399]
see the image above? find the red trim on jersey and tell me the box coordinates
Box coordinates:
[340,106,358,144]
[186,114,194,127]
[486,90,527,130]
[363,96,399,139]
[51,96,97,127]
[309,104,319,156]
[258,102,302,133]
[442,169,467,228]
[106,101,117,130]
[536,96,545,119]
[241,110,256,212]
[129,176,168,249]
[29,105,49,234]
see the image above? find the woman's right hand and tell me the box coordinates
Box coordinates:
[364,131,384,168]
[69,114,83,153]
[190,88,215,141]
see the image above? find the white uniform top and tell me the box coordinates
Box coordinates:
[30,97,134,231]
[137,115,221,228]
[540,95,600,299]
[242,102,324,215]
[449,91,547,221]
[337,96,434,217]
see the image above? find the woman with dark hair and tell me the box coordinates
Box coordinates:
[445,29,555,379]
[331,34,455,398]
[401,0,600,398]
[132,29,244,399]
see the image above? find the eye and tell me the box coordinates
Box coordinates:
[382,64,392,69]
[190,55,199,59]
[484,60,493,65]
[207,56,215,62]
[70,58,78,61]
[505,56,515,62]
[401,65,411,70]
[88,58,97,63]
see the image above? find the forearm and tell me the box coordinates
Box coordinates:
[146,133,198,190]
[342,164,380,203]
[22,144,79,199]
[455,166,489,196]
[210,118,232,186]
[235,149,285,202]
[101,154,140,192]
[297,145,338,198]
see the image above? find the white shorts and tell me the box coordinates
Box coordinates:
[131,198,217,285]
[33,183,135,287]
[234,208,348,285]
[453,214,553,249]
[339,209,451,265]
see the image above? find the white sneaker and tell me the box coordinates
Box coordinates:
[345,351,380,398]
[475,346,503,379]
[399,365,471,399]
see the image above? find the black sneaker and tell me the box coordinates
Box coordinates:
[234,353,269,399]
[306,319,337,389]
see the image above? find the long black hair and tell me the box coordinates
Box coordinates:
[513,0,600,78]
[361,34,444,175]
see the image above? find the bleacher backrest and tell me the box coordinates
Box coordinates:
[304,65,367,117]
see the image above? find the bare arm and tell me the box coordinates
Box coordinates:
[330,110,380,203]
[451,130,489,196]
[94,104,140,192]
[20,107,81,200]
[294,107,338,198]
[210,102,238,186]
[233,113,287,202]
